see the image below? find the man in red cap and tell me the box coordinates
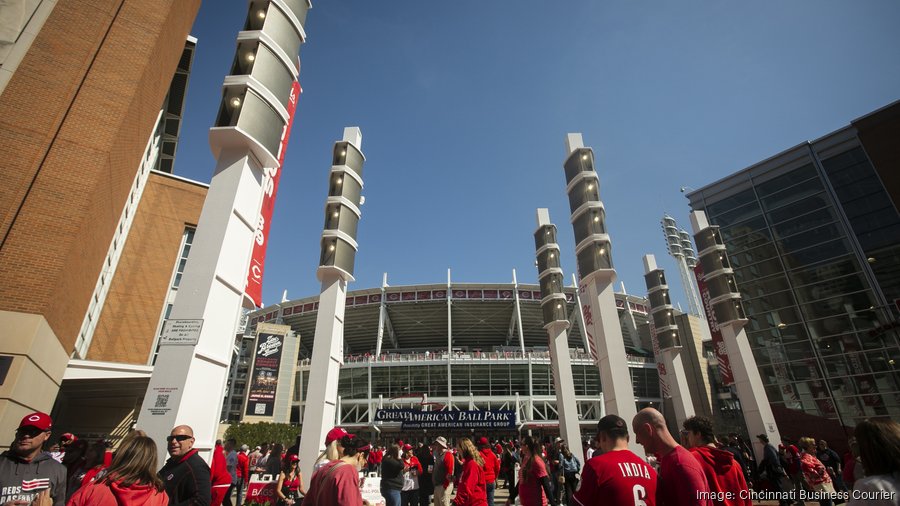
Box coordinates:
[476,437,500,506]
[0,412,67,505]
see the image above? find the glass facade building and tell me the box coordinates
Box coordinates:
[687,102,900,442]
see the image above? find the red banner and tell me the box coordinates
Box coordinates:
[245,81,302,308]
[694,265,734,385]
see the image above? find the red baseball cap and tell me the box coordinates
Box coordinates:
[288,454,299,462]
[402,444,413,451]
[60,433,76,442]
[477,437,489,446]
[324,427,355,445]
[19,412,52,431]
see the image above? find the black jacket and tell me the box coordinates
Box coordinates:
[159,449,212,506]
[0,451,66,506]
[381,456,405,490]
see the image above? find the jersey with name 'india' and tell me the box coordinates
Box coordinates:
[573,449,657,506]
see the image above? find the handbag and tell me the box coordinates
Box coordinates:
[557,473,565,484]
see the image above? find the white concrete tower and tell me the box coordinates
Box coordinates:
[298,127,365,481]
[534,208,583,463]
[643,254,695,429]
[661,215,704,316]
[690,210,780,461]
[137,0,310,462]
[563,133,642,457]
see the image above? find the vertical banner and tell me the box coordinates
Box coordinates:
[693,265,734,385]
[648,320,670,398]
[246,81,302,307]
[245,324,289,417]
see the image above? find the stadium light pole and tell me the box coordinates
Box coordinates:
[643,254,695,429]
[137,0,310,462]
[690,210,780,461]
[562,133,642,457]
[298,127,365,480]
[535,208,583,462]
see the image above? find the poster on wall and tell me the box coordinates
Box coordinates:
[245,324,289,417]
[693,264,734,385]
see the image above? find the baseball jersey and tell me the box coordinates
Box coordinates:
[573,449,657,506]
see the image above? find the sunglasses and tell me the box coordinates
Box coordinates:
[166,435,193,443]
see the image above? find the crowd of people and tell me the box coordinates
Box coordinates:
[1,409,897,506]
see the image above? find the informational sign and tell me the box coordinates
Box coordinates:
[246,475,277,505]
[147,386,179,416]
[693,265,734,385]
[360,475,385,506]
[246,80,302,308]
[374,409,515,429]
[159,319,203,346]
[245,326,287,417]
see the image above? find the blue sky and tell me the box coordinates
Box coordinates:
[176,1,900,309]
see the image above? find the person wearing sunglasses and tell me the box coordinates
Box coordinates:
[0,412,67,506]
[157,425,211,506]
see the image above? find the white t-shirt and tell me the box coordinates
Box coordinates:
[847,472,899,506]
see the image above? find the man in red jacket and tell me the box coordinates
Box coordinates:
[476,437,500,506]
[235,444,250,506]
[210,439,232,506]
[682,416,751,506]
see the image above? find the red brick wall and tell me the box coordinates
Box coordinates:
[0,0,202,353]
[88,173,207,365]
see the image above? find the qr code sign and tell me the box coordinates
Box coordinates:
[254,403,266,415]
[156,395,169,408]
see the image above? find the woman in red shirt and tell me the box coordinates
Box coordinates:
[67,435,168,506]
[454,438,486,506]
[797,437,834,506]
[277,454,305,506]
[506,437,556,506]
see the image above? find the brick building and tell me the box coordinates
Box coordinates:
[0,0,203,446]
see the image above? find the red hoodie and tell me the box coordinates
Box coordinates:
[689,446,751,506]
[454,457,487,506]
[210,445,231,506]
[478,448,499,484]
[67,480,169,506]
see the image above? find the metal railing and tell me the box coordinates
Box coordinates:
[299,349,652,367]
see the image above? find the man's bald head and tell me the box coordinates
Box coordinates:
[634,408,666,428]
[632,407,674,455]
[167,425,195,458]
[172,425,194,437]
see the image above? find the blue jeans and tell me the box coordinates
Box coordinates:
[486,481,495,505]
[382,486,402,506]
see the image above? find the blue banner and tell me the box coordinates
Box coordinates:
[374,409,516,429]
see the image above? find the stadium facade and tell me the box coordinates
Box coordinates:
[226,280,670,437]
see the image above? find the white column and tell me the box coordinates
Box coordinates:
[660,348,695,429]
[298,274,349,480]
[581,274,642,457]
[546,320,583,465]
[722,324,780,461]
[690,210,780,462]
[137,150,264,462]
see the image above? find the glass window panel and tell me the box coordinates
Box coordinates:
[739,274,791,300]
[720,215,769,244]
[841,193,894,220]
[706,189,757,218]
[490,364,511,395]
[710,200,762,228]
[821,147,869,175]
[800,291,878,321]
[755,164,818,198]
[734,258,784,285]
[771,207,837,241]
[793,272,869,305]
[777,222,845,256]
[729,241,779,268]
[767,193,833,226]
[834,174,886,203]
[782,238,851,270]
[760,178,825,212]
[509,365,528,395]
[532,364,551,395]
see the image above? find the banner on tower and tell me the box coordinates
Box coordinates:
[693,265,734,385]
[246,81,302,308]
